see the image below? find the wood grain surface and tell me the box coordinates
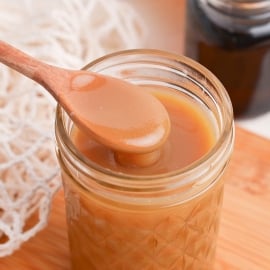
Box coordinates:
[0,126,269,270]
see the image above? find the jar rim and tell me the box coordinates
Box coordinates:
[55,49,234,185]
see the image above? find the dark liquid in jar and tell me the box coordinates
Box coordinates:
[185,0,270,118]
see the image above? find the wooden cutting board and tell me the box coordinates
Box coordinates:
[0,126,270,270]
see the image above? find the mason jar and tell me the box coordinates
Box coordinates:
[185,0,270,118]
[55,49,234,270]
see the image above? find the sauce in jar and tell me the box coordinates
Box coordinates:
[72,87,216,175]
[66,89,220,269]
[185,0,270,117]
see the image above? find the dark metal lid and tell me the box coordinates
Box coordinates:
[199,0,270,35]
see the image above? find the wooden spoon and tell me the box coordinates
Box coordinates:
[0,41,170,154]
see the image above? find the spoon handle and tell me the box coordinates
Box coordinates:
[0,40,70,98]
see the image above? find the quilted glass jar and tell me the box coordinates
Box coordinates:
[55,49,234,270]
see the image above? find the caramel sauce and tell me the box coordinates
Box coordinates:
[71,87,215,174]
[68,73,170,154]
[63,87,220,269]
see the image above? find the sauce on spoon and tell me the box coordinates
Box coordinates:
[69,72,170,154]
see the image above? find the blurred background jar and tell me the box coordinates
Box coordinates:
[184,0,270,118]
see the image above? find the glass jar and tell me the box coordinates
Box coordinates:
[55,49,234,270]
[185,0,270,118]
